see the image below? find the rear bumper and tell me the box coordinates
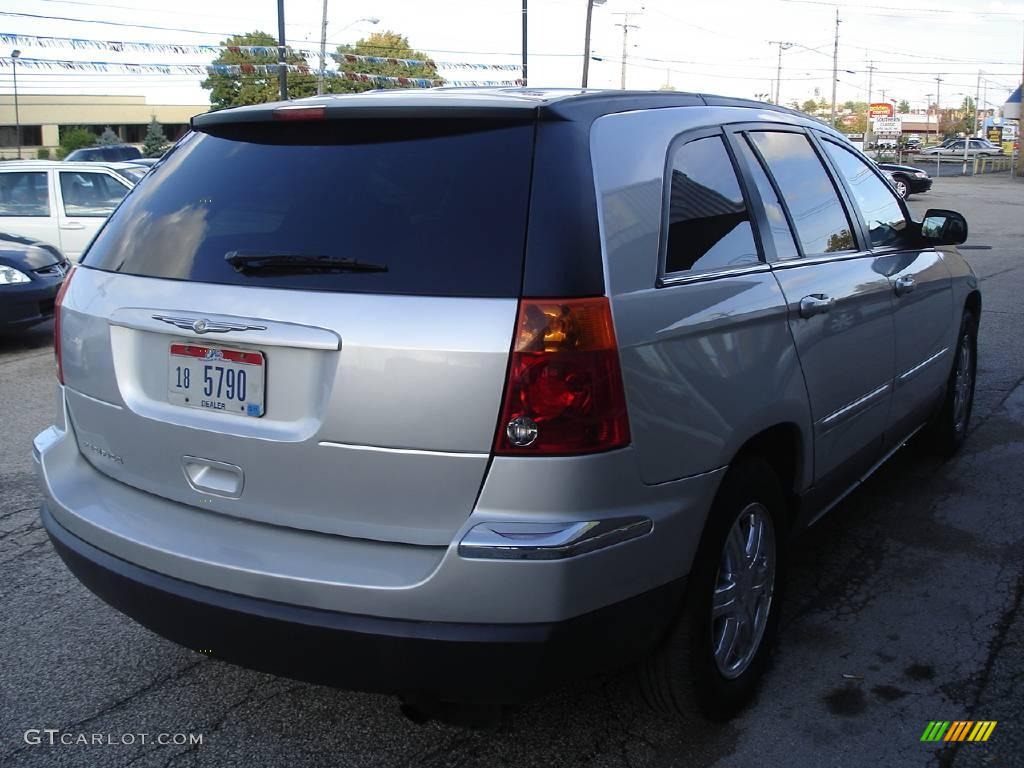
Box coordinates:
[42,501,684,700]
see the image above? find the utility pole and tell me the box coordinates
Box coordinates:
[975,70,982,139]
[10,49,20,160]
[830,9,840,126]
[865,60,875,150]
[317,0,329,95]
[769,41,793,105]
[935,75,943,177]
[613,12,639,90]
[522,0,528,86]
[1017,21,1024,176]
[276,0,287,100]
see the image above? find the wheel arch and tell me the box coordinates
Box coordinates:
[729,422,806,531]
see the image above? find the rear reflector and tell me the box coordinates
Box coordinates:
[54,266,76,385]
[272,105,326,121]
[494,297,630,456]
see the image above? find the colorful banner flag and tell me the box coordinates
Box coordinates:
[0,33,521,72]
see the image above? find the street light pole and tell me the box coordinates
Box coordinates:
[581,0,607,88]
[10,49,20,160]
[522,0,528,87]
[318,15,378,95]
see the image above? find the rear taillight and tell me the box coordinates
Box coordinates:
[54,266,76,384]
[494,297,630,456]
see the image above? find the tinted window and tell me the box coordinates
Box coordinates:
[59,172,130,217]
[822,141,907,248]
[664,136,759,274]
[749,131,855,255]
[84,123,534,297]
[737,137,799,260]
[0,172,49,217]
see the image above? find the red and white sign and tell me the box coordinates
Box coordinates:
[869,102,895,118]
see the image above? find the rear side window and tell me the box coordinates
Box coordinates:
[736,137,799,261]
[664,135,759,274]
[0,172,49,217]
[749,131,855,255]
[84,122,534,297]
[821,140,907,248]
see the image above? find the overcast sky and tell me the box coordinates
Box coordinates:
[1,0,1022,112]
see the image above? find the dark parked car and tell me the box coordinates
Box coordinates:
[64,145,143,162]
[0,233,69,330]
[876,162,932,198]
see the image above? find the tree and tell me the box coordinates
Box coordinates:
[202,31,317,110]
[897,99,910,114]
[56,126,96,159]
[142,117,169,157]
[328,31,439,94]
[800,99,819,114]
[98,126,121,145]
[957,96,978,136]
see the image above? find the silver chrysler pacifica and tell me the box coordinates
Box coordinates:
[34,88,979,721]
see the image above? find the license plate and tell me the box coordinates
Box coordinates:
[168,343,265,417]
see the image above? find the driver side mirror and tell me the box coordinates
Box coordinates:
[920,209,968,246]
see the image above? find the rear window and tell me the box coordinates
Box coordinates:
[83,121,535,297]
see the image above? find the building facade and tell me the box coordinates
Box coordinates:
[0,94,207,159]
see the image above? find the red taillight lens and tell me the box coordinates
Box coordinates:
[494,297,631,456]
[54,266,76,384]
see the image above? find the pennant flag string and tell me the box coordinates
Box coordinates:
[0,57,524,88]
[0,33,522,71]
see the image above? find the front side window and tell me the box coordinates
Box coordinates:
[0,172,49,217]
[664,135,759,274]
[59,172,130,217]
[749,131,855,255]
[822,141,908,248]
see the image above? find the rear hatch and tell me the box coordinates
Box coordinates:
[60,108,536,546]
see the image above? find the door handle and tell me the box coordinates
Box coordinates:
[894,275,916,296]
[60,222,86,230]
[799,294,836,318]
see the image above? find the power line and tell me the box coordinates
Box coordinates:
[777,0,1024,17]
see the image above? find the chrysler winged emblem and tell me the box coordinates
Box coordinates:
[152,315,267,335]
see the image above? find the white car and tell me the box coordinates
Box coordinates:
[0,161,136,261]
[919,139,1003,157]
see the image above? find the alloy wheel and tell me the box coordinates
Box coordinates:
[711,503,776,679]
[952,331,974,433]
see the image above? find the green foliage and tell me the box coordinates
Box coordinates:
[200,30,440,109]
[36,148,50,159]
[56,126,96,159]
[800,99,819,114]
[328,31,440,94]
[202,31,317,110]
[897,99,910,114]
[142,117,169,157]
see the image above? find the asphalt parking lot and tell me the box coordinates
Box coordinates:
[2,174,1023,768]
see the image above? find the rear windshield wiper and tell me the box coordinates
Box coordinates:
[225,251,388,274]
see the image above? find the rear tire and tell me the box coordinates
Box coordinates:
[928,309,978,456]
[640,457,786,722]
